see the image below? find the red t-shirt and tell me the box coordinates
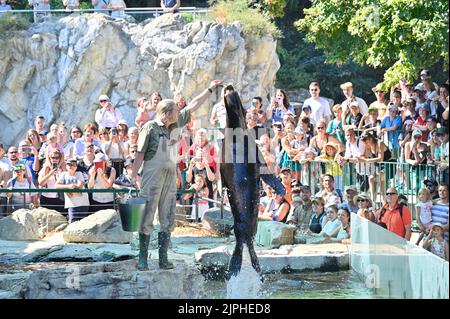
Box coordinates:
[414,116,428,141]
[378,203,411,238]
[179,142,218,172]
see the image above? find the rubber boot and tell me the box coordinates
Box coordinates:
[137,233,150,271]
[158,232,174,270]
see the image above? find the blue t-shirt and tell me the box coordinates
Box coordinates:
[272,104,295,124]
[380,116,402,150]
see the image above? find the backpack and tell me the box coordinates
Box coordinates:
[377,203,405,226]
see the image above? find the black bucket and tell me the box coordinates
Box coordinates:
[118,197,147,232]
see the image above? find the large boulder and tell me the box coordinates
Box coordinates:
[63,209,132,243]
[0,209,40,241]
[201,207,234,235]
[30,207,68,237]
[255,221,296,248]
[0,14,280,146]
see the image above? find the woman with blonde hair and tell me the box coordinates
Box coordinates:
[38,150,66,213]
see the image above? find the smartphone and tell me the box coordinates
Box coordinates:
[52,163,58,170]
[111,128,117,135]
[94,161,103,171]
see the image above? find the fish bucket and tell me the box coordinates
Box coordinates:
[118,196,146,232]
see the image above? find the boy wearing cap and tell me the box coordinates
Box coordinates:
[95,94,123,130]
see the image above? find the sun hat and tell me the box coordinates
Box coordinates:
[340,82,353,90]
[98,94,109,102]
[412,129,422,137]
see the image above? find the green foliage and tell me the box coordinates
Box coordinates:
[181,12,194,23]
[208,0,281,38]
[296,0,449,88]
[80,1,94,9]
[0,12,31,37]
[249,0,287,18]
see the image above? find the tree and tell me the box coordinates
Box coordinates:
[295,0,449,88]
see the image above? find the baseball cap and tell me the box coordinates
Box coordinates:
[98,94,109,102]
[423,179,438,187]
[13,163,26,171]
[371,83,385,93]
[117,119,128,126]
[65,158,78,166]
[94,152,107,163]
[412,129,422,137]
[280,167,291,173]
[124,158,134,167]
[302,105,312,111]
[340,82,353,90]
[368,105,379,113]
[311,196,325,206]
[294,127,305,135]
[388,104,399,113]
[272,122,283,128]
[344,185,358,193]
[304,147,318,156]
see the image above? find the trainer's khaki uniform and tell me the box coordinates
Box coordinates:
[137,109,191,235]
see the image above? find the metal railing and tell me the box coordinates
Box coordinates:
[4,7,209,23]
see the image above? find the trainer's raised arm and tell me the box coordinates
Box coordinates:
[186,80,222,113]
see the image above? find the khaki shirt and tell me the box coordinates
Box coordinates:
[137,109,191,161]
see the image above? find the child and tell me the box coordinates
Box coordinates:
[298,147,318,188]
[184,174,209,221]
[415,188,433,245]
[316,142,343,192]
[422,223,449,261]
[326,104,345,145]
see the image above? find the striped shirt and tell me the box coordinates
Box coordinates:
[431,202,449,240]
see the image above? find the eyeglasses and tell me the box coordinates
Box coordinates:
[317,127,324,130]
[357,199,366,202]
[99,99,108,103]
[386,192,397,196]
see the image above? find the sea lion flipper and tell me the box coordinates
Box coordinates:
[260,173,286,196]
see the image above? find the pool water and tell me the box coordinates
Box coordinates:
[205,271,378,299]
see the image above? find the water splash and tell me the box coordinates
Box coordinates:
[226,245,262,299]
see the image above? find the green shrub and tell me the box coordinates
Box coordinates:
[0,13,31,36]
[208,0,281,38]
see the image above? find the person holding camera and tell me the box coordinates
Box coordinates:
[102,127,126,176]
[95,94,123,130]
[266,89,294,124]
[88,152,116,212]
[131,79,222,271]
[38,150,66,213]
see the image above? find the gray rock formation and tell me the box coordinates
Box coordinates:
[0,209,40,241]
[201,207,233,235]
[1,260,206,299]
[255,221,296,248]
[0,13,279,146]
[63,209,133,243]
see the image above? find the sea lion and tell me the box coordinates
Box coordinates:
[220,90,285,278]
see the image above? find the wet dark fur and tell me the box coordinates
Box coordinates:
[220,91,285,278]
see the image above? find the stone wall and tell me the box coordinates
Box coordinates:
[0,13,280,146]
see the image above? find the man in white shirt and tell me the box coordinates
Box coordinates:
[94,94,123,129]
[340,82,369,115]
[303,82,332,126]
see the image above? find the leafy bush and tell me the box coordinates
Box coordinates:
[208,0,281,38]
[0,13,31,36]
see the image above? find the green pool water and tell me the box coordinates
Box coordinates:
[205,270,379,299]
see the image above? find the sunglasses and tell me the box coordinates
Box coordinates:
[357,199,367,202]
[317,127,324,130]
[413,135,421,139]
[99,99,108,103]
[310,89,318,92]
[72,131,81,134]
[9,151,18,154]
[386,192,397,196]
[51,157,60,160]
